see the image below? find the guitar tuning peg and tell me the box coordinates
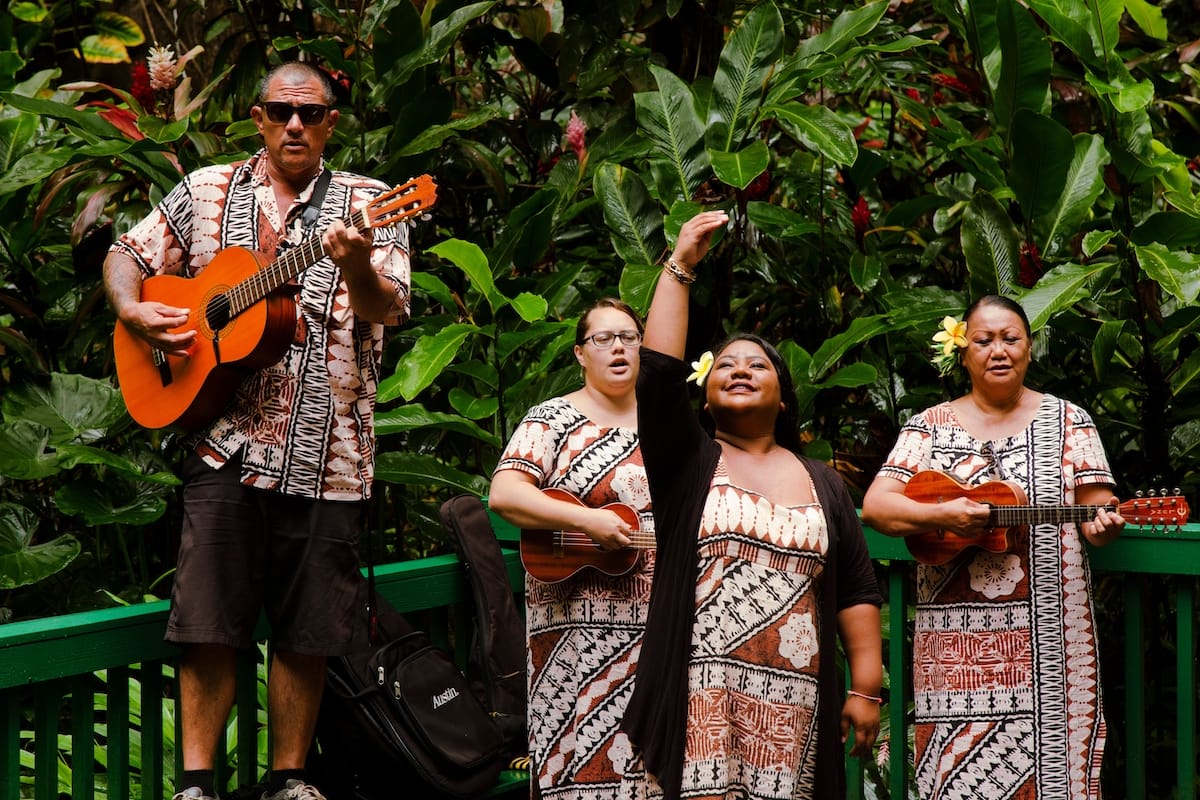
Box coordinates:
[1175,487,1182,495]
[1136,490,1144,498]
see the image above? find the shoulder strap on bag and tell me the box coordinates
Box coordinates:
[439,495,527,747]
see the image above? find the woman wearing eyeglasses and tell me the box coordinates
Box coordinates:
[489,298,653,800]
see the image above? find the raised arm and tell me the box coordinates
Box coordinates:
[642,210,729,357]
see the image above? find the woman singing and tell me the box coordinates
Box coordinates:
[622,211,883,800]
[861,294,1124,800]
[489,298,652,800]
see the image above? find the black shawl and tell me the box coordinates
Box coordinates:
[621,348,882,800]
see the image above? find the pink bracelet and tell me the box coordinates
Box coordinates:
[847,689,883,704]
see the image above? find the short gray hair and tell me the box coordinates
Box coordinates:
[257,62,335,105]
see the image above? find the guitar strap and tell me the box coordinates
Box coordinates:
[299,167,333,233]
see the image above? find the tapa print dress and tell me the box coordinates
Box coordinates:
[495,396,654,800]
[877,395,1113,800]
[643,460,827,800]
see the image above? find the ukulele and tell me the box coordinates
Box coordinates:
[902,470,1189,565]
[520,487,654,583]
[113,174,437,431]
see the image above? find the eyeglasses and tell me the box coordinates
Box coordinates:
[582,331,641,349]
[260,102,331,125]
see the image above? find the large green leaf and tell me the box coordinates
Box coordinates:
[0,113,37,172]
[807,315,893,381]
[395,108,500,157]
[1009,109,1072,221]
[994,0,1051,136]
[1125,0,1167,40]
[1038,133,1110,257]
[1091,319,1128,382]
[79,35,131,64]
[375,1,498,98]
[795,0,888,62]
[54,480,167,526]
[0,421,59,480]
[1025,0,1123,74]
[618,264,663,316]
[0,503,80,590]
[375,452,490,496]
[595,164,665,266]
[765,102,857,166]
[94,11,145,46]
[1016,261,1108,330]
[429,239,505,313]
[708,2,782,152]
[961,191,1021,298]
[709,141,770,190]
[746,202,821,239]
[52,444,180,485]
[382,323,481,402]
[1135,244,1200,305]
[375,403,500,447]
[634,65,709,204]
[811,362,878,390]
[2,373,127,445]
[0,150,74,196]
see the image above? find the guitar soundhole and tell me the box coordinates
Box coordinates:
[205,294,232,333]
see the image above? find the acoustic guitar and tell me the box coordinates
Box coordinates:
[520,487,654,583]
[903,470,1189,565]
[113,174,437,431]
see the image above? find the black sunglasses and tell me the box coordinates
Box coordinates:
[260,102,331,125]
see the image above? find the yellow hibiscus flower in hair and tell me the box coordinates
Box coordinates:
[930,316,967,376]
[687,350,714,386]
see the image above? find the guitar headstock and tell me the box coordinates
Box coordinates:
[1119,490,1190,529]
[366,174,437,229]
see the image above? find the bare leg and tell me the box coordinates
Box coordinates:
[268,650,327,769]
[179,643,238,770]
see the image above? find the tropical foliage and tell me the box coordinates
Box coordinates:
[0,0,1196,597]
[3,0,1200,794]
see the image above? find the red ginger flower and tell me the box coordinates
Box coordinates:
[852,195,871,243]
[566,111,587,163]
[130,62,153,110]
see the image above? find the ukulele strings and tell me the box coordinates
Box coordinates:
[552,532,655,547]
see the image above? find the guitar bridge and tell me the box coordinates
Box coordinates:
[152,348,173,387]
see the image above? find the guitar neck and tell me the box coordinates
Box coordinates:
[226,205,369,318]
[988,504,1105,527]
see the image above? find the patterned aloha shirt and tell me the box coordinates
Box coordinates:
[110,149,410,501]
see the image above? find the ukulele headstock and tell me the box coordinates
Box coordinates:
[1122,489,1190,531]
[366,174,438,229]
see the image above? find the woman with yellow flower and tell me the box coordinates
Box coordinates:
[620,210,883,800]
[862,294,1124,800]
[489,297,653,800]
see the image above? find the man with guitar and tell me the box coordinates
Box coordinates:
[103,62,413,800]
[861,295,1127,800]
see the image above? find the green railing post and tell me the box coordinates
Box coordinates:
[0,692,17,800]
[1177,578,1196,800]
[1124,575,1146,800]
[109,665,131,800]
[888,562,909,800]
[70,677,95,798]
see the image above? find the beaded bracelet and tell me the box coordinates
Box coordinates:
[847,689,884,704]
[663,258,696,285]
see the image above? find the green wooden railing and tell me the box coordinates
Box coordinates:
[2,515,1197,800]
